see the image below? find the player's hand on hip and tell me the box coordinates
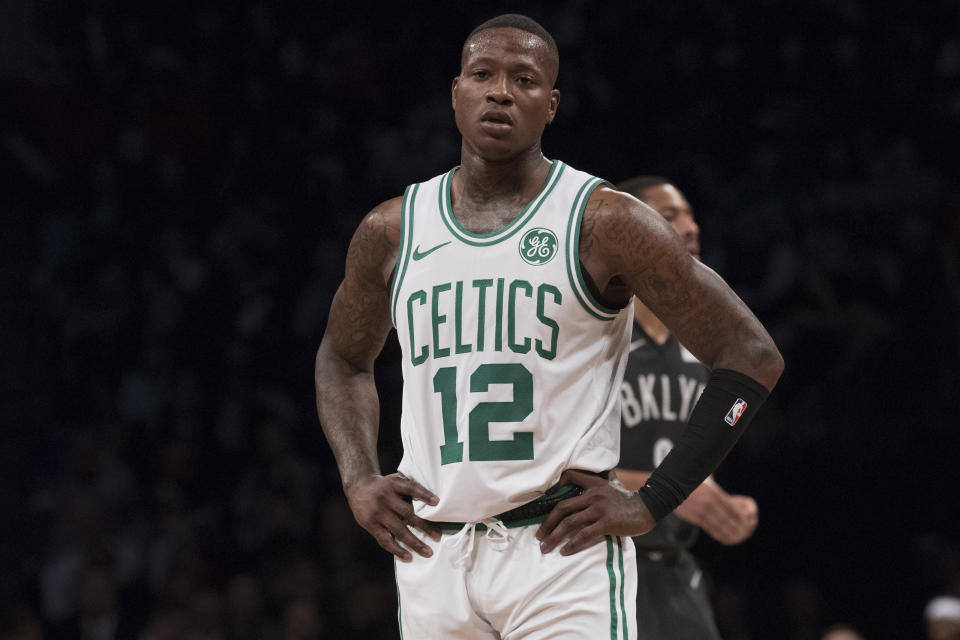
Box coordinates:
[535,469,655,556]
[344,472,441,562]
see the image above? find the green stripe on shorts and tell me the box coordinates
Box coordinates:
[618,536,628,640]
[394,559,403,639]
[606,536,617,639]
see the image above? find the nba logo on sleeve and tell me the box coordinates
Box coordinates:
[724,399,747,426]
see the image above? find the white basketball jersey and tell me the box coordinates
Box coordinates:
[390,160,633,522]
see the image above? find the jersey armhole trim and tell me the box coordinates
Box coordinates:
[390,182,419,327]
[566,177,621,321]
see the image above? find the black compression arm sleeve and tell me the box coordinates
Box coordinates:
[637,368,770,521]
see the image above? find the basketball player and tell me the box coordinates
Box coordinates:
[616,176,759,639]
[315,14,783,638]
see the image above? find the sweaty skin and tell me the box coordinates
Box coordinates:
[315,26,783,562]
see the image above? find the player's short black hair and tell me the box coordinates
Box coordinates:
[466,14,558,59]
[616,175,672,201]
[463,14,559,83]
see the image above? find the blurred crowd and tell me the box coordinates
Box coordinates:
[2,1,959,638]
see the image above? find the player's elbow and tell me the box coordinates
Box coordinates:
[315,337,371,384]
[694,267,784,390]
[716,328,783,392]
[751,337,784,392]
[314,342,331,384]
[314,339,345,383]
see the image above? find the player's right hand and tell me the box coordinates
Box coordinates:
[344,472,442,562]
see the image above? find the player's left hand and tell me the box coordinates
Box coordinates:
[536,469,655,556]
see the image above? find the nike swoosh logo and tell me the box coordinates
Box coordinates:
[629,339,646,352]
[412,241,451,261]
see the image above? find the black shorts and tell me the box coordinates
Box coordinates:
[634,547,722,640]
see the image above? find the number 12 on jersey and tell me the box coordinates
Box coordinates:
[432,363,535,464]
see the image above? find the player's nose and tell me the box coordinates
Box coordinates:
[486,73,513,103]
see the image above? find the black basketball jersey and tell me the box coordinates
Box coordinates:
[619,320,708,550]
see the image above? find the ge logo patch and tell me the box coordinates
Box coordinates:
[519,228,558,265]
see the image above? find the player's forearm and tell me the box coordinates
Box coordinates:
[638,367,771,521]
[315,344,383,489]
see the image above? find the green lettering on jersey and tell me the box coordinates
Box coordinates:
[431,282,451,359]
[407,290,428,366]
[494,278,505,352]
[454,281,471,354]
[473,279,493,351]
[536,284,562,360]
[508,279,533,354]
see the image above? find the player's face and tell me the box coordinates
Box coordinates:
[641,184,700,259]
[452,27,560,161]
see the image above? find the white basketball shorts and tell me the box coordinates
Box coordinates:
[395,519,637,639]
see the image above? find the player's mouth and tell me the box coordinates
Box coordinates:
[480,110,514,135]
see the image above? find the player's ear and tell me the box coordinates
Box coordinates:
[546,89,560,124]
[451,76,460,110]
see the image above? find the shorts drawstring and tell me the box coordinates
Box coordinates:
[441,518,512,568]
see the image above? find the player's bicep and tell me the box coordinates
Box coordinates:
[601,195,771,374]
[633,256,743,362]
[322,279,393,371]
[594,194,707,336]
[319,201,402,372]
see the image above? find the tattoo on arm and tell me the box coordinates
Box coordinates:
[315,198,403,487]
[583,188,781,386]
[643,270,692,309]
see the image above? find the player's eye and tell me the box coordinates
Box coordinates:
[473,70,489,79]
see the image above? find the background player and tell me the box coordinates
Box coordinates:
[616,175,759,639]
[315,14,782,638]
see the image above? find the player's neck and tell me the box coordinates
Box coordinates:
[633,299,670,345]
[455,144,551,207]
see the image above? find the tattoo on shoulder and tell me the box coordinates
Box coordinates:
[582,193,661,272]
[361,204,402,253]
[346,200,403,282]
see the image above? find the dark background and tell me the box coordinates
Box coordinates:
[2,1,959,639]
